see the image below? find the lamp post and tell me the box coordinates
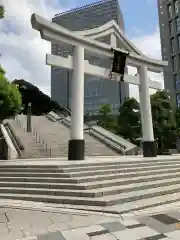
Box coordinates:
[27,102,32,132]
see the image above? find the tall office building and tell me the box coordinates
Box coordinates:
[51,0,129,114]
[158,0,180,108]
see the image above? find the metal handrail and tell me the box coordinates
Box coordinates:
[85,127,126,150]
[16,117,52,156]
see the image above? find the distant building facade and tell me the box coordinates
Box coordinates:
[51,0,129,114]
[158,0,180,107]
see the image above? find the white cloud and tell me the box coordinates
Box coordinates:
[129,27,164,100]
[0,0,65,95]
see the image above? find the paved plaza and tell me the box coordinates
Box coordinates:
[0,200,179,240]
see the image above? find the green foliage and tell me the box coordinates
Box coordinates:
[176,107,180,135]
[150,91,176,149]
[118,98,141,141]
[95,91,177,149]
[98,104,116,130]
[0,66,22,121]
[150,90,176,148]
[0,5,4,19]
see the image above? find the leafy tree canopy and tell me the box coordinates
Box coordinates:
[118,98,141,141]
[98,104,116,130]
[0,5,4,19]
[0,66,22,121]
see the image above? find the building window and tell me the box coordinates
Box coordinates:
[174,0,179,14]
[169,21,173,35]
[171,38,175,52]
[175,75,180,91]
[172,56,177,71]
[176,17,180,32]
[177,35,180,49]
[168,4,173,18]
[176,93,180,107]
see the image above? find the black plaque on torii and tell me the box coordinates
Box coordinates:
[110,48,129,81]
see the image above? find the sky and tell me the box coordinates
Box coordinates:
[0,0,163,99]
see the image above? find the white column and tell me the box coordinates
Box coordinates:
[70,46,84,140]
[138,65,154,142]
[138,85,145,140]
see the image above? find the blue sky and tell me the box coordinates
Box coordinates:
[57,0,159,39]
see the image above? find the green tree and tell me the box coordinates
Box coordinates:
[118,98,141,141]
[0,5,4,19]
[176,107,180,135]
[0,66,22,121]
[151,90,176,150]
[98,104,114,130]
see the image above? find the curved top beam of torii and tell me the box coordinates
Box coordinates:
[31,13,168,73]
[74,20,143,56]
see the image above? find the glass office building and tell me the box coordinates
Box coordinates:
[51,0,129,114]
[158,0,180,107]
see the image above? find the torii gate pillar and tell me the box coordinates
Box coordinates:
[138,66,157,157]
[68,46,85,160]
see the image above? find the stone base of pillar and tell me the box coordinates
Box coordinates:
[143,141,157,157]
[68,139,85,160]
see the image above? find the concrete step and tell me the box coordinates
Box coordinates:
[0,167,178,184]
[1,183,180,206]
[68,163,180,177]
[82,171,180,189]
[61,159,180,172]
[0,171,180,191]
[69,192,180,214]
[0,168,64,173]
[1,164,180,179]
[0,176,180,198]
[0,181,86,190]
[1,160,180,173]
[107,192,180,214]
[0,193,106,206]
[73,167,180,183]
[0,176,77,183]
[1,158,180,169]
[0,172,71,178]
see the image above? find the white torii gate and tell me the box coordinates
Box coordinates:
[31,13,168,160]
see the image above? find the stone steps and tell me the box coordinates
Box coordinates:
[6,119,50,158]
[0,177,180,199]
[1,159,180,172]
[1,184,180,207]
[1,158,180,213]
[1,164,180,179]
[23,115,120,156]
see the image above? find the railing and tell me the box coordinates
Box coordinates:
[59,117,127,154]
[84,127,126,152]
[48,111,139,155]
[4,124,23,158]
[91,125,136,149]
[16,117,52,156]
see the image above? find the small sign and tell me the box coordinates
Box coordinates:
[111,50,128,79]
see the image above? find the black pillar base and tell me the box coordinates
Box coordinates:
[143,141,157,157]
[68,139,85,160]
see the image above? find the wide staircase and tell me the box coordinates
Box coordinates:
[0,157,180,214]
[11,114,136,157]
